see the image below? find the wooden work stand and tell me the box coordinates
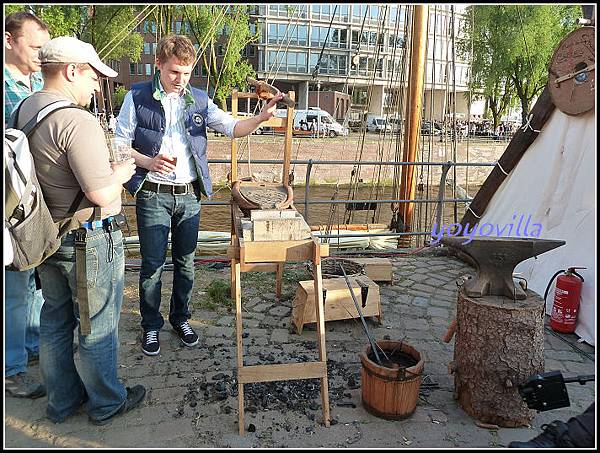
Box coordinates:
[228,89,331,435]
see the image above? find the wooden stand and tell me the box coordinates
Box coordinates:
[450,288,544,427]
[292,275,382,334]
[229,89,330,434]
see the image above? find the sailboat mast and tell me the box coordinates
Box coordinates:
[399,5,428,234]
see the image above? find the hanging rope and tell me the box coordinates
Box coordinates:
[97,5,156,59]
[450,5,459,225]
[311,6,339,79]
[345,5,389,225]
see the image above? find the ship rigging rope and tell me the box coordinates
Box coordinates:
[344,5,390,225]
[390,5,413,222]
[311,5,339,80]
[465,6,475,204]
[230,7,304,181]
[450,5,459,225]
[371,4,409,226]
[212,7,243,98]
[414,5,435,243]
[365,4,395,224]
[97,5,157,59]
[346,4,414,228]
[319,5,371,238]
[420,4,439,242]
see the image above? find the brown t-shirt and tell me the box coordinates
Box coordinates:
[16,90,121,223]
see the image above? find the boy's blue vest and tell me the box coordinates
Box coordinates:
[124,80,211,197]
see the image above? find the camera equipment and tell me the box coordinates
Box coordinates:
[518,370,595,411]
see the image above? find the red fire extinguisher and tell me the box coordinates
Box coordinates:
[544,267,586,333]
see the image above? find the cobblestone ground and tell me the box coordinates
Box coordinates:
[5,250,595,448]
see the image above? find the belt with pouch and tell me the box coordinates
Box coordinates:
[80,215,122,231]
[141,180,197,195]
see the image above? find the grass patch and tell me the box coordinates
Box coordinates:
[241,266,313,302]
[193,279,233,311]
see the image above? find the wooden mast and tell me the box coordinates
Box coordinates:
[399,5,428,234]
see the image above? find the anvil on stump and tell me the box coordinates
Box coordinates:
[441,237,565,427]
[440,236,566,300]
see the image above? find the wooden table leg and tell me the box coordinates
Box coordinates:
[232,257,245,434]
[312,245,331,427]
[276,262,284,299]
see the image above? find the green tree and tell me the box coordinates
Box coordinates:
[183,5,257,109]
[4,4,143,62]
[459,5,579,124]
[112,85,128,110]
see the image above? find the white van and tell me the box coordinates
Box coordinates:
[366,115,392,133]
[275,108,348,137]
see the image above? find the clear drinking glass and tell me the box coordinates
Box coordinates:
[109,137,132,162]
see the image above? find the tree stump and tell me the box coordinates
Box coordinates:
[452,288,545,427]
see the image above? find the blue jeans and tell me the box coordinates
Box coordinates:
[136,189,201,331]
[37,228,127,423]
[5,269,44,377]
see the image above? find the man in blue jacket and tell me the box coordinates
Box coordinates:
[116,34,282,356]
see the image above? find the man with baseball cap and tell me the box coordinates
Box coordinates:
[12,35,145,425]
[38,36,118,78]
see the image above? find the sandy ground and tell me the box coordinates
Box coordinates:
[205,132,508,187]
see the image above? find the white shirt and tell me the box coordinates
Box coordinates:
[116,81,238,185]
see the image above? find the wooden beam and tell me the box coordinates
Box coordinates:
[231,90,238,182]
[237,362,327,384]
[241,240,328,263]
[240,262,278,273]
[399,5,429,231]
[460,85,555,228]
[283,91,295,186]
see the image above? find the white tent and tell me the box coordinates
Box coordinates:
[477,109,596,345]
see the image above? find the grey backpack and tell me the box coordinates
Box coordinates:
[4,100,85,271]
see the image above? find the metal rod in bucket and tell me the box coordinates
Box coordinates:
[339,264,388,365]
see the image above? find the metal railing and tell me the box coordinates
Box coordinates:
[121,158,497,243]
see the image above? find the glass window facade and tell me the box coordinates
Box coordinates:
[269,23,308,46]
[311,26,347,49]
[267,50,308,73]
[309,52,347,75]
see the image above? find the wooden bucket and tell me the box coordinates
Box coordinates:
[359,340,424,420]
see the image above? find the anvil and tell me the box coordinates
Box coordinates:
[440,237,566,300]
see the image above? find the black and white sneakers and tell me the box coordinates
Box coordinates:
[142,322,199,355]
[141,330,160,356]
[173,321,199,347]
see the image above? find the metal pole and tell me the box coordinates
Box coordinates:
[317,80,321,137]
[304,159,314,223]
[434,161,452,243]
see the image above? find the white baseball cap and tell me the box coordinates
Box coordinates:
[39,36,118,78]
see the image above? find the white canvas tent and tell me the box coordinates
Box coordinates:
[477,109,596,345]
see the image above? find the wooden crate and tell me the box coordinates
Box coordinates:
[292,275,382,334]
[351,258,394,283]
